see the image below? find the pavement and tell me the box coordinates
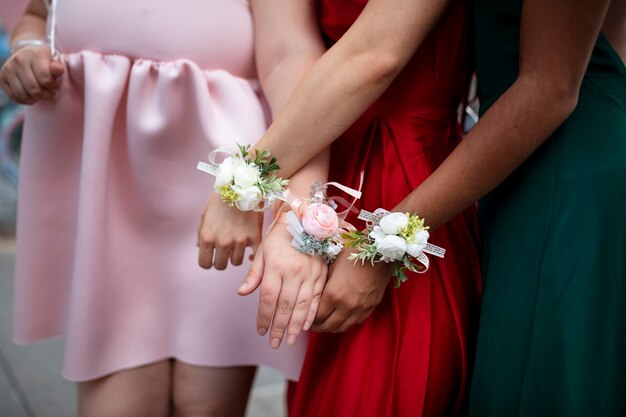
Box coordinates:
[0,237,287,417]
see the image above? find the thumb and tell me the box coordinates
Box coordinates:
[238,247,264,296]
[50,60,65,78]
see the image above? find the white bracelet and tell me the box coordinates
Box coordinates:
[10,39,50,55]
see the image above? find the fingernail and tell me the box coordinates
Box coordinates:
[287,335,296,346]
[303,321,311,331]
[270,338,280,349]
[258,327,267,336]
[238,282,248,291]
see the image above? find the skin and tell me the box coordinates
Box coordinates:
[2,1,280,416]
[238,0,626,334]
[0,0,64,104]
[237,0,454,339]
[199,0,329,349]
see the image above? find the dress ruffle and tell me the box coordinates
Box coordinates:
[14,51,306,381]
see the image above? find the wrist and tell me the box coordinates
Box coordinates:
[10,38,49,56]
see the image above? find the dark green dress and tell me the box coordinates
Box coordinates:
[471,1,626,416]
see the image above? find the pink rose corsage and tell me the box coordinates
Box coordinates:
[283,179,362,263]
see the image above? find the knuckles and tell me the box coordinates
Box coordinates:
[294,298,309,310]
[277,300,292,314]
[198,229,215,245]
[260,293,274,307]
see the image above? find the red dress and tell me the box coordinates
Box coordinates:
[288,1,482,416]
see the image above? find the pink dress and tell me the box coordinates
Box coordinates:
[13,0,306,381]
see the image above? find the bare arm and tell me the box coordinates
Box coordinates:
[10,0,48,44]
[250,0,329,201]
[252,0,453,177]
[249,0,330,348]
[313,0,616,333]
[200,0,329,347]
[393,0,612,228]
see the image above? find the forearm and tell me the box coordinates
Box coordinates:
[252,0,452,179]
[260,49,324,117]
[10,1,48,45]
[256,48,399,179]
[391,0,610,230]
[264,50,330,198]
[393,76,577,229]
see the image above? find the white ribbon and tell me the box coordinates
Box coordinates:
[357,208,445,274]
[44,0,59,58]
[196,146,233,176]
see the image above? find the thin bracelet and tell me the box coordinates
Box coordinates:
[10,39,49,55]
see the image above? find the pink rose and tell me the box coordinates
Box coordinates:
[301,203,339,240]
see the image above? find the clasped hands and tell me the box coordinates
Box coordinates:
[198,194,391,349]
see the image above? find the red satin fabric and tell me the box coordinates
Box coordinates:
[288,1,482,416]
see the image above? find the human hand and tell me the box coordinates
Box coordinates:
[238,222,328,349]
[0,45,64,105]
[311,250,392,333]
[197,193,263,270]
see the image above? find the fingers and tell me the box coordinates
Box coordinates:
[4,73,32,104]
[238,248,264,295]
[256,272,281,338]
[16,64,47,101]
[196,213,204,247]
[197,197,263,270]
[199,235,248,271]
[304,276,325,331]
[32,57,62,93]
[267,280,301,349]
[0,78,18,103]
[197,243,214,269]
[312,308,349,333]
[333,312,363,333]
[49,60,66,79]
[197,210,214,269]
[285,281,314,346]
[230,243,245,266]
[356,307,376,325]
[0,47,60,104]
[313,289,335,326]
[212,245,231,270]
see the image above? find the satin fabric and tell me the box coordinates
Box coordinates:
[288,1,482,416]
[13,0,306,381]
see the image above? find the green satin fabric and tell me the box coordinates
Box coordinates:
[471,1,626,416]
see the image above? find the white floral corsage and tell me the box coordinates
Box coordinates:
[197,144,288,211]
[344,209,446,287]
[282,180,362,264]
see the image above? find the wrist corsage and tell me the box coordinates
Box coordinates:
[282,179,362,264]
[344,209,445,287]
[197,144,288,211]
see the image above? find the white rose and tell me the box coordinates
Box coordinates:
[406,230,430,258]
[375,234,407,261]
[232,185,263,211]
[233,165,260,188]
[368,226,387,242]
[379,212,409,235]
[215,157,247,188]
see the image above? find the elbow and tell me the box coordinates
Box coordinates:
[517,73,581,122]
[550,79,580,119]
[351,49,404,88]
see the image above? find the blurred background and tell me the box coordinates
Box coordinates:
[0,0,21,237]
[0,2,286,416]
